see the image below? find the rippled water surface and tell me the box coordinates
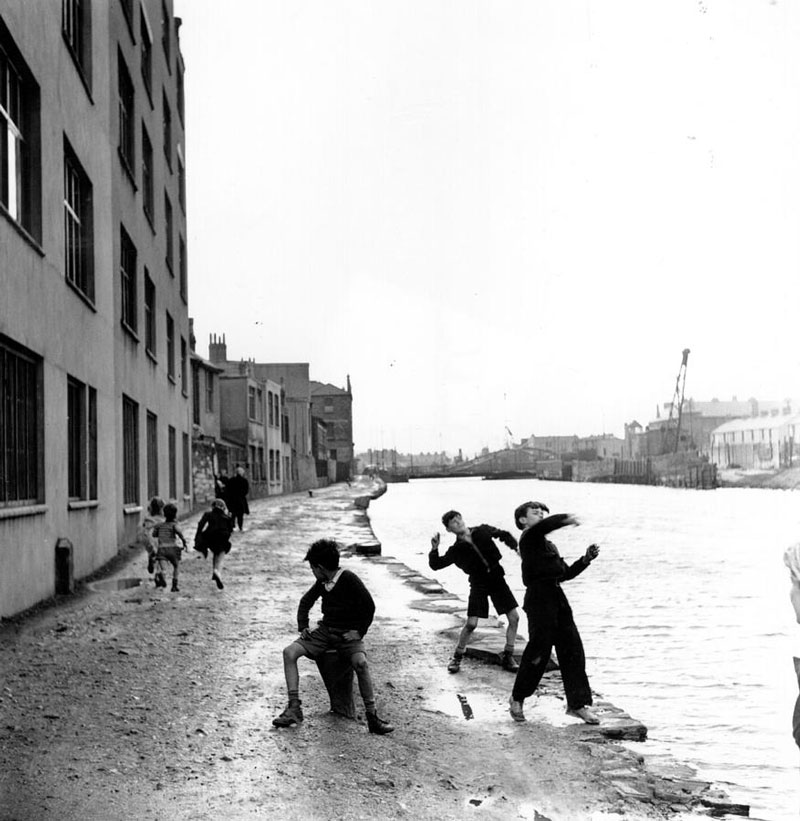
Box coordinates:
[368,477,800,821]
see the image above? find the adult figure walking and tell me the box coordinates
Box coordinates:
[224,466,250,532]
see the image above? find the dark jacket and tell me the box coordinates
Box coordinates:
[519,514,589,614]
[196,508,233,547]
[224,474,250,514]
[429,524,517,584]
[297,569,376,638]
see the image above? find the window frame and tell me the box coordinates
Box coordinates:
[63,136,95,305]
[166,311,175,383]
[67,376,97,502]
[120,224,138,336]
[144,269,156,357]
[117,49,135,182]
[168,424,176,499]
[141,122,154,225]
[146,410,158,499]
[62,0,92,96]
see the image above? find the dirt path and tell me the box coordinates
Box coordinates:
[0,481,726,820]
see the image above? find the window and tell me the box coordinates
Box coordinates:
[0,29,41,238]
[177,150,185,212]
[166,312,175,382]
[64,137,94,302]
[119,0,134,35]
[191,361,199,424]
[146,411,158,498]
[180,336,187,395]
[182,431,189,496]
[205,371,214,413]
[140,7,152,98]
[141,123,153,221]
[162,90,171,170]
[1,336,41,506]
[276,450,281,481]
[268,449,274,481]
[256,388,263,423]
[122,394,139,505]
[176,58,184,124]
[144,270,156,355]
[161,0,171,67]
[268,391,274,426]
[62,0,91,88]
[168,425,176,499]
[120,225,137,333]
[164,192,173,273]
[248,386,256,420]
[117,50,135,174]
[67,377,97,501]
[178,234,186,302]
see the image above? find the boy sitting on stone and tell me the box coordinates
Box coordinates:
[272,539,394,735]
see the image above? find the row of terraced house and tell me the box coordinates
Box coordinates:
[0,3,353,619]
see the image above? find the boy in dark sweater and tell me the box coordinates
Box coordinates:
[508,501,600,724]
[272,539,394,735]
[429,510,520,673]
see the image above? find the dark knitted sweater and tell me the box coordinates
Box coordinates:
[428,524,517,583]
[297,569,375,637]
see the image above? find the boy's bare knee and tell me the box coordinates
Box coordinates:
[283,643,303,662]
[464,617,479,630]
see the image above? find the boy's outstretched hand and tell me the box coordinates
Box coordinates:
[430,533,440,551]
[584,543,600,562]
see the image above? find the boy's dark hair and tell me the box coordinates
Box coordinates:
[441,510,461,527]
[514,501,549,530]
[304,539,341,570]
[163,503,178,521]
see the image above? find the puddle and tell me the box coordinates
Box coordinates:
[88,577,143,592]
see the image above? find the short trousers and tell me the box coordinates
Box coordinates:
[467,575,518,619]
[292,623,366,660]
[155,545,182,566]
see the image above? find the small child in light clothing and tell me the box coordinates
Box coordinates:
[152,502,187,592]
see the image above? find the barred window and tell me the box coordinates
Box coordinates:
[120,225,137,333]
[146,411,158,498]
[144,270,156,355]
[0,336,41,506]
[63,138,94,302]
[122,394,139,505]
[67,376,97,501]
[117,50,134,172]
[168,425,176,499]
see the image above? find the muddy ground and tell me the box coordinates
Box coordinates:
[0,480,733,821]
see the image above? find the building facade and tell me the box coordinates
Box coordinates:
[310,377,354,482]
[0,1,190,617]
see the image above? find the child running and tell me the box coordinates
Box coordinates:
[194,498,234,589]
[508,500,600,724]
[272,539,394,735]
[151,502,187,592]
[429,510,520,674]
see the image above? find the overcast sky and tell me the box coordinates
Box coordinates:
[174,0,800,456]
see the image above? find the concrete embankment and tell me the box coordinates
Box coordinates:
[0,478,746,820]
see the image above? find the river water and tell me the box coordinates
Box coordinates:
[367,477,800,821]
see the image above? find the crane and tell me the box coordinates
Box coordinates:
[666,348,690,453]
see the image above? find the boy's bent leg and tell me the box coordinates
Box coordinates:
[449,615,479,673]
[511,618,554,704]
[501,607,520,671]
[273,642,308,727]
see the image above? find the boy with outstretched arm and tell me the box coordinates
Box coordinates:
[429,510,521,674]
[272,539,394,735]
[508,501,600,724]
